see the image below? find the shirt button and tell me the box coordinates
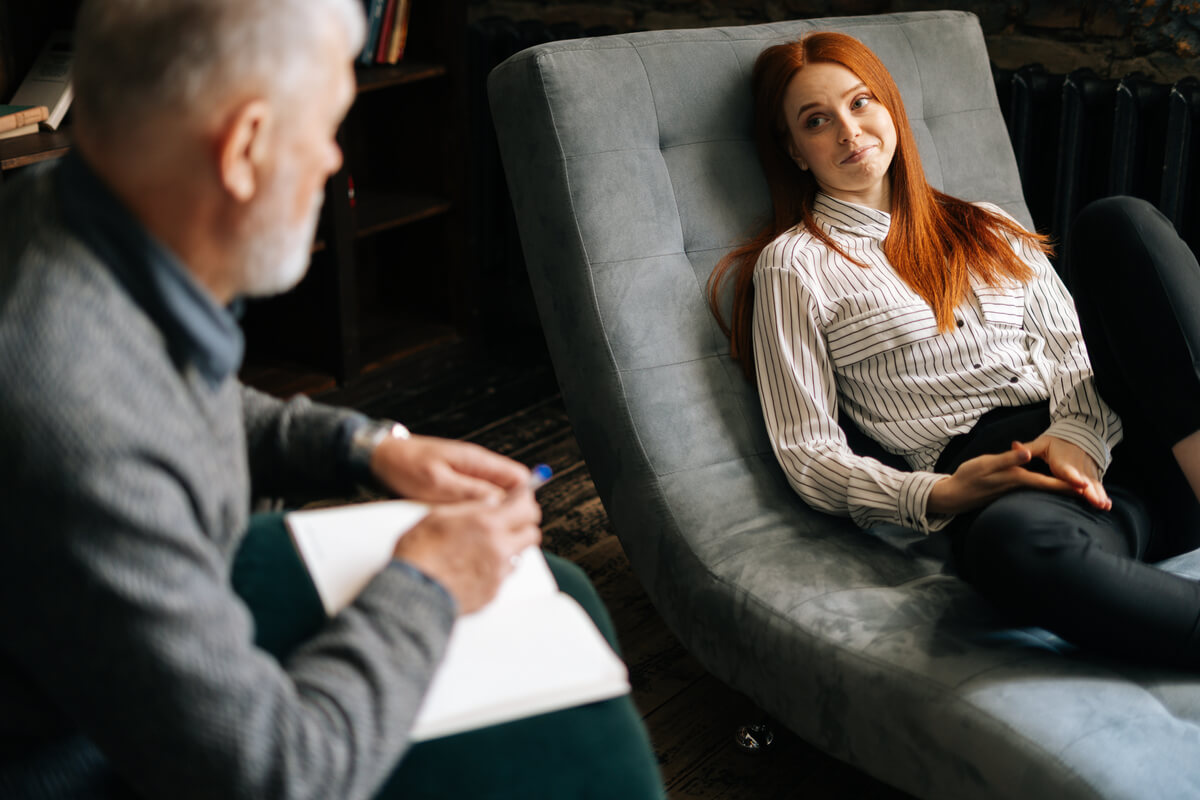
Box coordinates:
[956,318,964,328]
[1009,376,1019,383]
[973,363,982,369]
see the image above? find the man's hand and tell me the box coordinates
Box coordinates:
[370,435,531,503]
[927,442,1081,516]
[393,489,543,615]
[1019,434,1111,511]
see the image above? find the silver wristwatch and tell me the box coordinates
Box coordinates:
[347,419,411,482]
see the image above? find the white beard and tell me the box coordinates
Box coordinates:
[237,185,324,298]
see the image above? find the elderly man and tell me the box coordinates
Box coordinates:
[0,1,663,798]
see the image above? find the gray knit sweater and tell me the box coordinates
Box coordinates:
[0,160,455,799]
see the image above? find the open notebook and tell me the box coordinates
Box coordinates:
[285,500,631,741]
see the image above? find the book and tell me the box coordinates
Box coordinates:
[0,122,39,141]
[285,500,632,741]
[0,104,49,133]
[385,0,412,64]
[358,0,388,66]
[9,31,73,130]
[375,0,398,64]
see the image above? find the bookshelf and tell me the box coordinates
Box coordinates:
[0,0,473,393]
[242,1,472,390]
[0,0,76,175]
[0,126,70,173]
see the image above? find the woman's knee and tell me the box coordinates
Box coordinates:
[960,494,1092,597]
[1067,196,1175,287]
[1075,195,1163,235]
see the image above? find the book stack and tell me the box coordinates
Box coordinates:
[8,30,74,131]
[359,0,412,66]
[0,104,49,141]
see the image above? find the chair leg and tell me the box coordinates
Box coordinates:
[733,722,776,754]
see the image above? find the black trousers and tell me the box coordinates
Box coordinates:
[948,197,1200,666]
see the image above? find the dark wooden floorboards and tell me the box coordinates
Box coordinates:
[271,336,911,799]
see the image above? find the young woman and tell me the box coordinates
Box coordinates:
[709,31,1200,665]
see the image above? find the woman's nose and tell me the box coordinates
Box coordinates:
[837,115,861,143]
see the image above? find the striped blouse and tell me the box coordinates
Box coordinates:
[751,193,1122,533]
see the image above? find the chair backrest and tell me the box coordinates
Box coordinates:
[488,10,1029,582]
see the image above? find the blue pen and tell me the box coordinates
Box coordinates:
[505,466,551,570]
[506,465,552,568]
[527,463,553,491]
[499,464,552,505]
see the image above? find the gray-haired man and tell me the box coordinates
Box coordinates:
[0,1,663,797]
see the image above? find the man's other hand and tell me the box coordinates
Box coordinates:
[371,435,531,503]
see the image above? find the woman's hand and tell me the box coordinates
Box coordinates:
[1019,434,1111,511]
[927,441,1083,516]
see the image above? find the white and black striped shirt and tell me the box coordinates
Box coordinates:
[752,193,1122,533]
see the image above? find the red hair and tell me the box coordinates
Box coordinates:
[707,32,1050,380]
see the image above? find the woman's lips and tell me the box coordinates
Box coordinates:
[841,144,877,164]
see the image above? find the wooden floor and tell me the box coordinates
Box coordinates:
[250,335,912,799]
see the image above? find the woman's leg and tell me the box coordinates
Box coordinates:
[958,488,1200,665]
[1064,196,1200,525]
[937,400,1200,665]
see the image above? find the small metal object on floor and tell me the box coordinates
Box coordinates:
[734,722,776,755]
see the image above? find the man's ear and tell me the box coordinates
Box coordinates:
[218,98,273,202]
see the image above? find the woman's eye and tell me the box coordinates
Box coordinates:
[851,96,869,110]
[804,115,827,129]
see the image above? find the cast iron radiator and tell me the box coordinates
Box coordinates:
[994,64,1200,259]
[469,16,1200,318]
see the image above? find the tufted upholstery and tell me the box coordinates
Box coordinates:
[488,11,1200,799]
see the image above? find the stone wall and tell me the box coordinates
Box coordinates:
[467,0,1199,81]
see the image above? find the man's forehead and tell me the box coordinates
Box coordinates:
[304,28,357,116]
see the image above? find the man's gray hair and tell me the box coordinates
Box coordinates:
[73,0,366,136]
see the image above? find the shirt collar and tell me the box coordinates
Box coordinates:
[812,192,892,241]
[55,151,244,388]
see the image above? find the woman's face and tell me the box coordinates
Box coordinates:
[782,61,897,212]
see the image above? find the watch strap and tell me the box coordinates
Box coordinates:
[347,419,411,484]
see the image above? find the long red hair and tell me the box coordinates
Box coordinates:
[707,32,1050,380]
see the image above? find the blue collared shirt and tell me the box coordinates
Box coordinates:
[55,151,244,388]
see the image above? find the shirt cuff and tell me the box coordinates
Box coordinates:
[1043,416,1112,475]
[388,560,457,614]
[899,470,956,534]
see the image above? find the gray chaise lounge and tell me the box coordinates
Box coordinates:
[488,11,1200,799]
